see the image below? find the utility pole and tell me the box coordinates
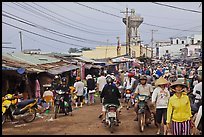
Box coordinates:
[105,39,109,58]
[151,30,158,58]
[19,31,23,52]
[116,36,121,56]
[125,7,129,56]
[121,7,131,56]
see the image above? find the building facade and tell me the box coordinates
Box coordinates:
[155,34,202,59]
[82,45,152,59]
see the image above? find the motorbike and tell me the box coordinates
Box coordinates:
[2,94,38,125]
[103,104,119,133]
[135,94,155,132]
[54,90,72,119]
[190,96,202,135]
[194,105,202,135]
[124,89,132,110]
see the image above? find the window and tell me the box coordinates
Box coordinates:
[166,50,169,53]
[132,51,135,58]
[191,39,194,44]
[170,40,173,44]
[182,41,184,44]
[176,39,179,44]
[156,47,159,56]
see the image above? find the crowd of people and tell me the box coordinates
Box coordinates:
[95,61,202,135]
[5,60,202,135]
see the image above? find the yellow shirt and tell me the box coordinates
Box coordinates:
[166,93,192,123]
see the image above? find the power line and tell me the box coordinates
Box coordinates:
[2,21,94,49]
[23,34,65,51]
[3,11,117,45]
[74,2,201,33]
[12,2,111,36]
[2,46,16,49]
[142,22,201,32]
[74,2,123,18]
[91,2,122,12]
[23,2,110,35]
[51,2,121,30]
[171,25,202,37]
[152,2,202,14]
[2,42,12,44]
[32,2,121,33]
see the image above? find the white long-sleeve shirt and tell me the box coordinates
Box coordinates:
[124,77,136,90]
[193,82,202,103]
[152,87,170,108]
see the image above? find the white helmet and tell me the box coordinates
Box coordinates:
[54,75,59,79]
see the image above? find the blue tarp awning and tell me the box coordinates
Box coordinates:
[2,66,18,71]
[2,66,26,74]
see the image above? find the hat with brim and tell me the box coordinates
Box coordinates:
[86,74,92,80]
[155,77,169,86]
[170,80,187,90]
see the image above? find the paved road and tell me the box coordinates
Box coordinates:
[2,97,159,135]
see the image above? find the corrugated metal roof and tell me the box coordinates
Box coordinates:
[2,52,60,65]
[47,64,79,75]
[74,56,95,63]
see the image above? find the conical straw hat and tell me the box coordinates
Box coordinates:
[170,80,187,89]
[155,76,169,86]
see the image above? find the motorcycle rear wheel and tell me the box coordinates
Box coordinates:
[109,118,114,133]
[23,108,36,123]
[54,105,59,119]
[2,113,6,125]
[64,107,69,115]
[138,114,145,132]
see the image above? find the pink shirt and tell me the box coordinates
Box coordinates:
[35,80,41,98]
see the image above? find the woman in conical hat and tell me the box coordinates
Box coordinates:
[152,76,170,135]
[166,80,193,135]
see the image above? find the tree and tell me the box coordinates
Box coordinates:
[80,47,91,51]
[68,48,79,53]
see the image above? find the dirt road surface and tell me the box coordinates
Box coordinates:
[2,97,159,135]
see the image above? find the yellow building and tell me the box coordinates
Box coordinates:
[82,45,152,59]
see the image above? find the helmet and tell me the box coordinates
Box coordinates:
[54,75,59,79]
[62,77,66,82]
[106,76,113,84]
[76,77,81,81]
[139,75,147,80]
[128,72,135,77]
[110,75,116,81]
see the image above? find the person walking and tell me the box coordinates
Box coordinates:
[74,77,84,108]
[86,74,96,105]
[152,77,170,135]
[166,80,193,135]
[97,72,107,104]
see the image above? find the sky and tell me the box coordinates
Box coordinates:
[2,2,202,53]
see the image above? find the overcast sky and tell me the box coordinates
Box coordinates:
[2,2,202,53]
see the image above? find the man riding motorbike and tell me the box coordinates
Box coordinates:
[58,77,72,113]
[100,76,121,123]
[133,75,153,121]
[124,72,136,110]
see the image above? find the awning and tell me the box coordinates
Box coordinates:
[47,64,79,75]
[198,66,202,71]
[84,64,93,69]
[132,62,140,68]
[2,66,18,70]
[92,65,102,69]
